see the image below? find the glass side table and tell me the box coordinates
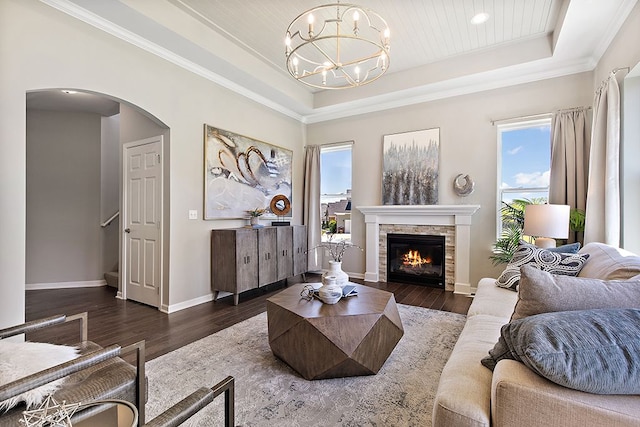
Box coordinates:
[72,400,138,427]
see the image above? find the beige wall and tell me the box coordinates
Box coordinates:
[308,73,594,285]
[0,0,304,326]
[26,110,102,284]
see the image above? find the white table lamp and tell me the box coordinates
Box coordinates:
[523,204,570,248]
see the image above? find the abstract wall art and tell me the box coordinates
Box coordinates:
[204,125,293,219]
[382,128,439,205]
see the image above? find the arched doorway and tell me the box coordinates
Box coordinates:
[26,89,169,309]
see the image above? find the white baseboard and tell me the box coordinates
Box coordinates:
[26,280,107,290]
[162,293,215,314]
[454,282,473,295]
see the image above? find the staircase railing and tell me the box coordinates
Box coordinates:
[101,211,120,228]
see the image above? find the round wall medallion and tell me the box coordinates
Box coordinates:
[270,194,291,216]
[453,174,475,197]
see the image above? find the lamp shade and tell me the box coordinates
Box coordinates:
[523,204,570,240]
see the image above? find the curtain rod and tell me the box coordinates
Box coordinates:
[320,140,354,147]
[612,67,630,74]
[490,112,552,126]
[490,106,592,126]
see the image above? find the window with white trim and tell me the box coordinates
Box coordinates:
[320,142,352,242]
[497,118,552,233]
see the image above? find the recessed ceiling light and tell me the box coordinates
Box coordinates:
[61,90,78,94]
[471,12,490,25]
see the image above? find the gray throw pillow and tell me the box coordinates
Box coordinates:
[495,241,590,291]
[481,308,640,394]
[511,265,640,320]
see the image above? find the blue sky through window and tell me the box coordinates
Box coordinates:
[321,147,352,195]
[501,125,551,193]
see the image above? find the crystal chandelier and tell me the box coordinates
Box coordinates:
[285,2,390,89]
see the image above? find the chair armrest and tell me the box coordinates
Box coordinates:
[0,344,121,402]
[121,341,146,426]
[0,312,88,341]
[144,376,234,427]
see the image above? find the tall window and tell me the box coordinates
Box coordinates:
[320,142,352,242]
[498,118,552,232]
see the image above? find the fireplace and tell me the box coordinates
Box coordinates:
[387,234,445,288]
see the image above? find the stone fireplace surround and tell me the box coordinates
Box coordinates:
[357,205,480,294]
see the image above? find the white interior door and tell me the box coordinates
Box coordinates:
[123,136,162,307]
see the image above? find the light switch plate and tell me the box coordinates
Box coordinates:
[188,210,198,220]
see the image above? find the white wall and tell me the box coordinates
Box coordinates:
[0,0,304,326]
[26,110,102,284]
[308,73,594,285]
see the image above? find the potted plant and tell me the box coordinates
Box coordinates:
[490,199,533,266]
[246,207,266,227]
[490,200,586,265]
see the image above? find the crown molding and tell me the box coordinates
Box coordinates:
[39,0,625,126]
[39,0,304,122]
[302,58,595,124]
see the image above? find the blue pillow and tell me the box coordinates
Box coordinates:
[546,242,580,253]
[481,308,640,394]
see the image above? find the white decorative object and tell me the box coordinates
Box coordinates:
[0,341,79,411]
[322,260,349,288]
[20,394,80,427]
[453,174,475,197]
[318,277,343,304]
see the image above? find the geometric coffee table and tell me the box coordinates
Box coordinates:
[266,283,404,380]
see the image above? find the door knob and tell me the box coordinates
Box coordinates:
[124,228,131,233]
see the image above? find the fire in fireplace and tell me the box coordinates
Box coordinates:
[387,234,445,288]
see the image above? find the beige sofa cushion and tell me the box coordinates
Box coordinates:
[578,242,640,280]
[468,279,518,320]
[511,265,640,320]
[433,314,507,427]
[492,360,640,427]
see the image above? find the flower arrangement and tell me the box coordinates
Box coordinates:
[247,208,266,217]
[309,234,363,262]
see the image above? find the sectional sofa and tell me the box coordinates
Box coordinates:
[433,242,640,427]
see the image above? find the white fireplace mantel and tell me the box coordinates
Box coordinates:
[357,205,480,294]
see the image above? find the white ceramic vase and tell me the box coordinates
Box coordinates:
[318,276,342,304]
[250,216,259,226]
[322,260,349,288]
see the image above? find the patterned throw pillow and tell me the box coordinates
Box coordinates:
[495,241,590,291]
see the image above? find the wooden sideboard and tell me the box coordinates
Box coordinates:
[211,225,307,305]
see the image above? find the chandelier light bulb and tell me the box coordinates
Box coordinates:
[292,56,299,75]
[308,13,315,35]
[355,66,360,83]
[322,68,327,85]
[285,34,291,55]
[353,10,360,34]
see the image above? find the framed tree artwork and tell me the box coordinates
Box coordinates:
[204,125,293,219]
[382,128,439,205]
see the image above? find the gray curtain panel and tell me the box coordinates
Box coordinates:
[585,72,621,246]
[303,145,322,271]
[549,107,589,243]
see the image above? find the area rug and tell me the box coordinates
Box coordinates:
[145,305,465,426]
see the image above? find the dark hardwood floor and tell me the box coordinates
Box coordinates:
[25,276,472,361]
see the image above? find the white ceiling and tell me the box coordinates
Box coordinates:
[35,0,638,122]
